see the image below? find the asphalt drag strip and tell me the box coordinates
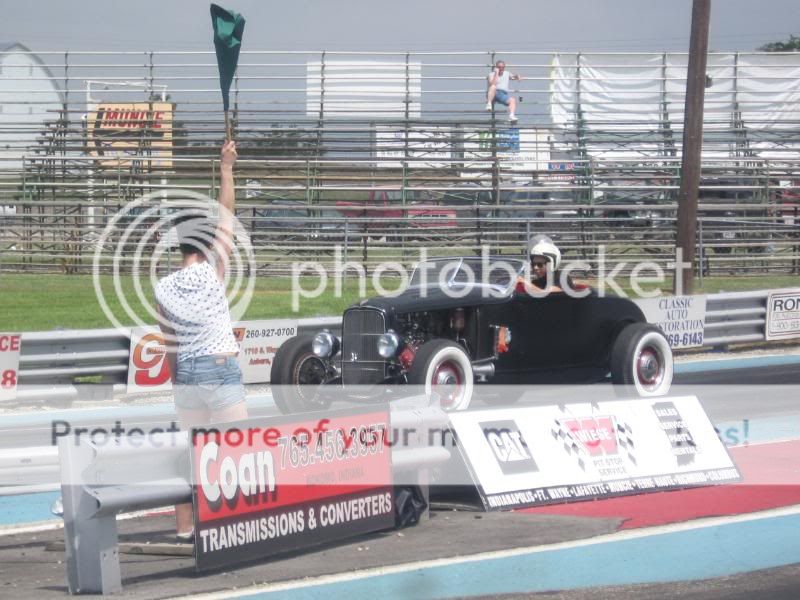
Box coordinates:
[0,509,620,598]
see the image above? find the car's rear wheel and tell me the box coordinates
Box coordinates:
[271,335,332,414]
[610,323,673,397]
[407,340,474,411]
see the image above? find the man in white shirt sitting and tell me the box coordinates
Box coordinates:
[486,60,521,122]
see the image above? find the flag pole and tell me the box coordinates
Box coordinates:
[225,110,231,141]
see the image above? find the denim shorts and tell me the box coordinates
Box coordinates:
[493,89,510,106]
[174,355,245,411]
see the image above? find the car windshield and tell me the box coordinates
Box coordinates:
[408,257,525,292]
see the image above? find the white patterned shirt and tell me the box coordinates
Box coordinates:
[155,260,239,362]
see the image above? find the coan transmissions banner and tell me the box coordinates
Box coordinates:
[448,396,740,511]
[190,407,394,571]
[87,102,173,169]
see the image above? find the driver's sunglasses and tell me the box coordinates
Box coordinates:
[531,260,548,268]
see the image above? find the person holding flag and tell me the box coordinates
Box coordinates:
[154,4,247,543]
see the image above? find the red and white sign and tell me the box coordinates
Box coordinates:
[190,407,394,571]
[126,320,299,393]
[0,333,21,402]
[449,396,739,511]
[127,327,172,394]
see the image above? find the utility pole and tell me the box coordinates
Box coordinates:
[674,0,711,295]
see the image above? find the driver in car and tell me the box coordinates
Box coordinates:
[516,237,581,295]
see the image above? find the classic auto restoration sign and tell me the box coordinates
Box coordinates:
[190,407,394,571]
[766,288,800,340]
[635,295,707,349]
[0,333,21,402]
[449,396,739,511]
[635,296,706,348]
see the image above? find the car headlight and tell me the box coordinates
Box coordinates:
[377,331,401,359]
[312,331,339,358]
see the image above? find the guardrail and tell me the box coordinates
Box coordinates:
[703,290,769,346]
[58,403,450,594]
[16,316,341,403]
[12,290,776,404]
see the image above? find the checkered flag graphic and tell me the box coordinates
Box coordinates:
[616,421,637,465]
[551,418,588,471]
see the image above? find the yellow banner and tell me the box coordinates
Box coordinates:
[87,102,173,169]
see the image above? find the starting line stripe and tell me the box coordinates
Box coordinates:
[674,352,800,374]
[180,504,800,600]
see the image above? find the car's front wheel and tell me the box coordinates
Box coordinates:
[407,340,474,411]
[610,323,673,397]
[271,335,332,414]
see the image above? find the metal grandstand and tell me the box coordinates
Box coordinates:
[0,49,798,275]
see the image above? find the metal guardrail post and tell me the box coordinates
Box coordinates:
[60,437,122,595]
[59,432,191,594]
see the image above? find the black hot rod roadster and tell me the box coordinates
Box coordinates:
[271,257,673,414]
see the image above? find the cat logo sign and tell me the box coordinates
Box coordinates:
[127,328,172,394]
[87,102,173,169]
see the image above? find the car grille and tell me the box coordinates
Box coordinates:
[341,308,386,386]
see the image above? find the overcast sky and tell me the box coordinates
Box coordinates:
[1,0,797,53]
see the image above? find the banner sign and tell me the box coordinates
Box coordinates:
[635,295,707,349]
[87,102,173,169]
[540,161,577,182]
[190,407,394,571]
[126,320,299,393]
[375,126,452,169]
[0,333,21,402]
[232,320,298,384]
[448,396,740,511]
[127,327,172,394]
[460,128,551,178]
[306,60,421,118]
[766,289,800,340]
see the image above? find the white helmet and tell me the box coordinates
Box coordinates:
[528,236,561,270]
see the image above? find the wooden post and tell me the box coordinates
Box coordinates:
[674,0,711,294]
[224,110,232,141]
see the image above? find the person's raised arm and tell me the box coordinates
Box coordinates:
[213,140,237,280]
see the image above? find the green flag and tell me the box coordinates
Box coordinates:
[210,3,245,113]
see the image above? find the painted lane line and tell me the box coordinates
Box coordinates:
[177,503,800,600]
[674,352,800,374]
[0,505,173,537]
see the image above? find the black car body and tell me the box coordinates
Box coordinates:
[271,257,674,413]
